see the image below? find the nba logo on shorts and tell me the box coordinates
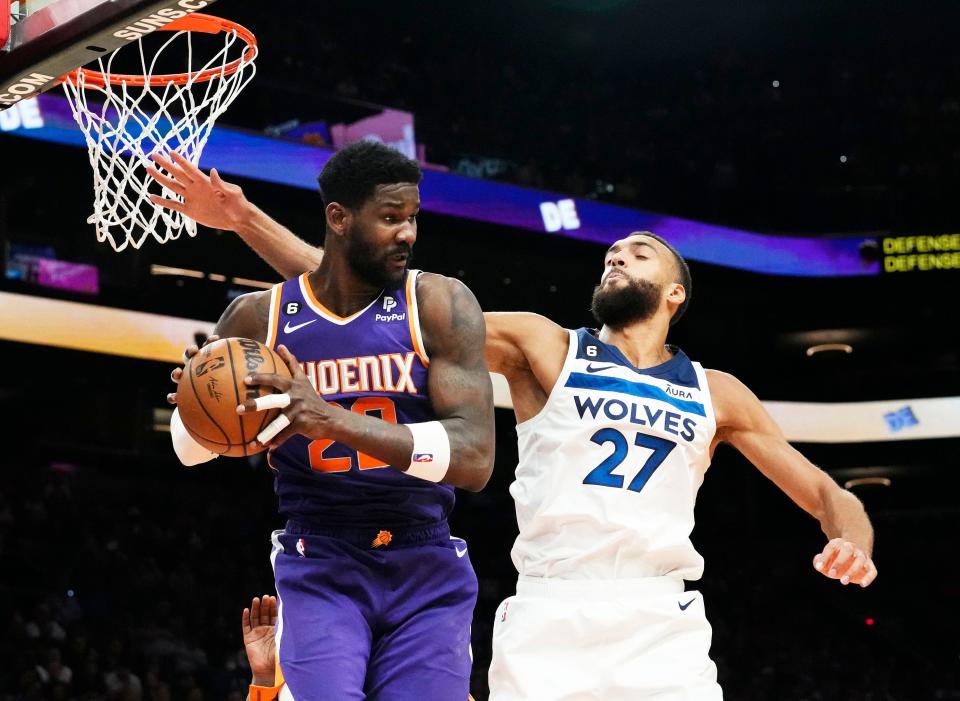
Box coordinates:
[296,538,306,558]
[383,296,398,312]
[413,453,434,462]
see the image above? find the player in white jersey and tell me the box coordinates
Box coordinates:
[482,232,877,699]
[149,162,878,700]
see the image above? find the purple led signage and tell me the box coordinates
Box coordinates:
[4,94,880,277]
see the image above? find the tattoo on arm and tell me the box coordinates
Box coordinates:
[419,276,495,491]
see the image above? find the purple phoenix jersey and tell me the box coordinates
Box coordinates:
[265,268,454,528]
[263,269,476,701]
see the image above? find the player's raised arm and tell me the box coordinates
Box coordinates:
[708,369,878,587]
[148,152,321,278]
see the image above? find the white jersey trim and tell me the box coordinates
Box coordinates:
[265,283,282,350]
[406,269,430,365]
[691,362,718,442]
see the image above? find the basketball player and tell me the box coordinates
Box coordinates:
[160,141,495,701]
[152,159,877,699]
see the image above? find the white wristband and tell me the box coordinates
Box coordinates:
[405,421,450,483]
[170,408,218,466]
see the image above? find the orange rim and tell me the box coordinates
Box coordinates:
[61,13,257,88]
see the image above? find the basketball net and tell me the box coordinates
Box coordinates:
[61,15,257,252]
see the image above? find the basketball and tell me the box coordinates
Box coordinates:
[176,337,292,457]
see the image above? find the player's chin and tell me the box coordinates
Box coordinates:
[381,262,408,285]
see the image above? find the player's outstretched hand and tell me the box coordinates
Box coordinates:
[166,335,221,405]
[242,594,278,687]
[813,538,877,587]
[147,151,249,231]
[237,344,342,449]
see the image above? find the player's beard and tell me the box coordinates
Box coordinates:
[344,223,412,288]
[590,275,663,330]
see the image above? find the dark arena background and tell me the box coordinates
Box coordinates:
[2,1,959,699]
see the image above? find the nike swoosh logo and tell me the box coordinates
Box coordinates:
[678,598,696,611]
[455,546,468,558]
[284,319,317,334]
[585,363,617,373]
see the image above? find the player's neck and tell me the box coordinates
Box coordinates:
[598,318,672,369]
[309,258,383,317]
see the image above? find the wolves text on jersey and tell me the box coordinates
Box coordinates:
[573,395,699,443]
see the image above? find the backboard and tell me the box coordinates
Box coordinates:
[0,0,219,110]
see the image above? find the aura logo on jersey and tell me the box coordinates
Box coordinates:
[300,352,418,396]
[574,395,698,443]
[664,385,693,400]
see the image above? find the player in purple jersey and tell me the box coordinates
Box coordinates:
[159,141,495,701]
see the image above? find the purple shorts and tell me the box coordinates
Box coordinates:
[271,520,477,701]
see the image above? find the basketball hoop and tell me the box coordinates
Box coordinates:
[60,13,257,252]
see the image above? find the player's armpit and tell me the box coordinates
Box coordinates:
[213,289,273,342]
[415,275,496,491]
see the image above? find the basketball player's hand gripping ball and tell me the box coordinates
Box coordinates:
[238,344,342,449]
[176,338,293,457]
[167,334,222,404]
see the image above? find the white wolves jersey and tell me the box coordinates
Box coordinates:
[510,328,716,580]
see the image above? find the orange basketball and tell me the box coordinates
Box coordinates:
[176,337,293,457]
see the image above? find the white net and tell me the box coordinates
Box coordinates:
[61,20,257,252]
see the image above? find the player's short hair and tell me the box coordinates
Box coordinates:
[318,140,422,210]
[636,231,693,325]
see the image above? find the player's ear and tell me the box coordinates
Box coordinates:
[667,282,686,308]
[325,202,350,238]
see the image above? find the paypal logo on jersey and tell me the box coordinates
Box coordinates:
[574,395,698,443]
[376,296,406,322]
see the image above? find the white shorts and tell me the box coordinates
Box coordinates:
[488,576,722,701]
